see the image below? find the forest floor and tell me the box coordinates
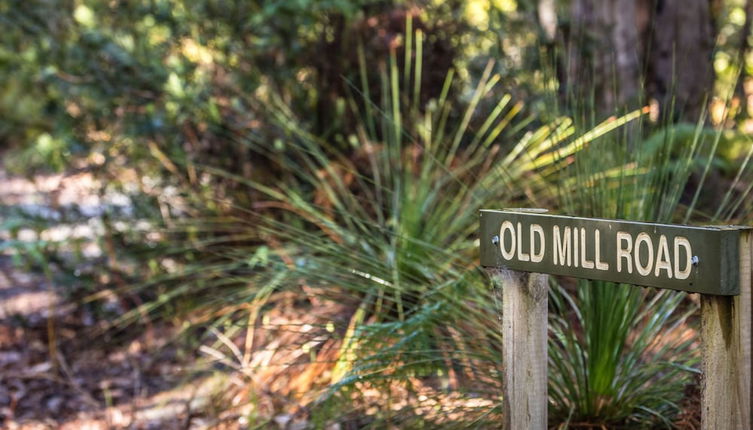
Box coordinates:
[0,168,211,429]
[0,259,213,429]
[0,165,340,429]
[0,165,703,429]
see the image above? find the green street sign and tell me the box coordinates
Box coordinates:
[480,209,748,295]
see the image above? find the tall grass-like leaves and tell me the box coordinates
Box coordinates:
[216,35,644,426]
[101,26,753,428]
[548,107,753,427]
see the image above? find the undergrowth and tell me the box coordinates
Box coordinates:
[33,25,753,430]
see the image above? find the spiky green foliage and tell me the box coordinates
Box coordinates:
[99,26,753,429]
[550,280,697,428]
[206,35,656,427]
[548,107,753,428]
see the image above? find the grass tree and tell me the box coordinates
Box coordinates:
[106,26,753,428]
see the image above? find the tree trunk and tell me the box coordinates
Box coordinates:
[648,0,716,122]
[562,0,716,122]
[565,0,645,115]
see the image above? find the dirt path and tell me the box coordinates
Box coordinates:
[0,169,218,429]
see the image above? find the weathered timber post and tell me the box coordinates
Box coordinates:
[480,210,753,430]
[487,268,548,430]
[701,229,752,430]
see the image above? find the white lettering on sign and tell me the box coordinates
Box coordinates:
[635,233,653,276]
[594,229,609,271]
[498,222,694,281]
[573,227,579,268]
[617,231,633,273]
[516,222,530,261]
[531,224,545,263]
[580,228,595,269]
[674,237,692,280]
[654,235,672,278]
[553,226,571,266]
[500,221,516,260]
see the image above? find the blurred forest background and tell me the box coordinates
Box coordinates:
[2,0,753,428]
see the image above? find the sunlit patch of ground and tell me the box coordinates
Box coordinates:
[0,253,216,429]
[0,167,339,429]
[0,168,211,429]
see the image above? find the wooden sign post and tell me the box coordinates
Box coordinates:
[479,209,752,430]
